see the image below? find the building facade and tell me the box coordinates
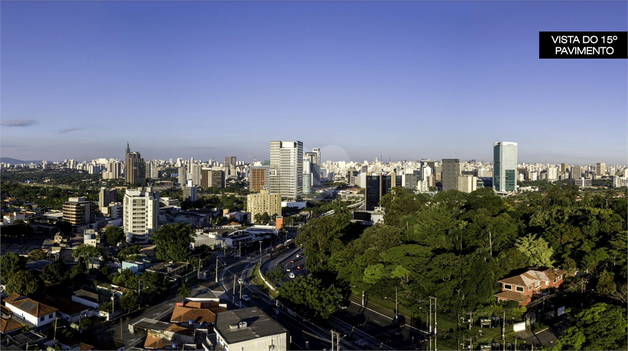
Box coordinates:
[123,187,160,242]
[62,197,95,226]
[365,173,392,211]
[250,166,270,192]
[124,143,146,187]
[201,169,225,188]
[269,141,303,201]
[493,142,518,193]
[441,159,461,192]
[247,189,282,222]
[215,307,289,351]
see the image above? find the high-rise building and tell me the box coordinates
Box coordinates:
[250,166,270,192]
[365,173,392,211]
[457,175,477,193]
[269,141,303,201]
[178,166,187,185]
[99,188,118,213]
[182,180,198,202]
[124,143,146,187]
[596,163,606,176]
[493,142,518,193]
[62,197,95,226]
[247,189,282,223]
[201,169,226,188]
[190,163,202,186]
[570,166,583,179]
[441,159,461,191]
[123,187,160,243]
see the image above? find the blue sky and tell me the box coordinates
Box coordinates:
[1,1,626,164]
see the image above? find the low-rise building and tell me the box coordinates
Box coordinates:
[3,293,58,327]
[495,268,566,306]
[215,307,289,351]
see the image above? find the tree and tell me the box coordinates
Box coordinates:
[552,303,627,350]
[112,269,139,290]
[27,249,48,262]
[151,223,193,262]
[104,226,125,246]
[100,301,113,313]
[6,270,45,297]
[278,276,342,319]
[72,245,103,268]
[596,270,616,296]
[1,253,27,284]
[514,234,554,267]
[41,260,69,284]
[178,283,191,301]
[119,292,139,312]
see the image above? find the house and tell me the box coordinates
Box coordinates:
[40,296,91,324]
[0,317,22,335]
[130,318,195,350]
[214,307,289,351]
[170,299,227,327]
[3,293,58,327]
[495,268,567,306]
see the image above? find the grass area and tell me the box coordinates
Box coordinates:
[250,263,278,299]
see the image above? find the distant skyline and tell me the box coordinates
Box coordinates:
[1,2,626,165]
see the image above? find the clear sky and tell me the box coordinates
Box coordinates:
[1,1,626,165]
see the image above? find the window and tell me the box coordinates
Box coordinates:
[49,313,53,318]
[553,278,557,283]
[516,287,524,292]
[40,317,44,322]
[504,284,512,290]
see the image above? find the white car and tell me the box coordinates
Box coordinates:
[296,254,301,258]
[242,294,250,302]
[288,272,296,279]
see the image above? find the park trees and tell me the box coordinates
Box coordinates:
[514,234,554,267]
[552,303,627,351]
[151,223,193,262]
[41,260,69,284]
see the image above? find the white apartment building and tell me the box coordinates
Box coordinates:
[123,187,160,243]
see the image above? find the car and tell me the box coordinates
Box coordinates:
[241,294,250,302]
[290,260,295,263]
[296,254,301,258]
[288,272,296,279]
[296,266,302,270]
[286,268,291,272]
[354,339,368,347]
[238,278,244,284]
[251,293,261,299]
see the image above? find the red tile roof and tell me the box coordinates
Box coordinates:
[3,293,58,317]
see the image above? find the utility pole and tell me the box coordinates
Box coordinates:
[502,310,506,351]
[330,330,341,351]
[197,256,202,279]
[395,286,398,318]
[233,275,237,304]
[215,257,219,283]
[259,240,263,266]
[239,241,242,258]
[239,278,242,308]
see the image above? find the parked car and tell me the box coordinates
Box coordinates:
[242,294,250,302]
[289,272,296,279]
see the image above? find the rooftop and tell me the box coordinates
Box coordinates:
[215,307,287,345]
[4,293,58,317]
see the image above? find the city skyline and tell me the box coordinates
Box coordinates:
[2,1,626,164]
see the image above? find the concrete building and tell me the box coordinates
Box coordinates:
[182,180,197,202]
[124,143,146,187]
[493,142,518,193]
[441,159,461,191]
[457,174,477,193]
[3,293,58,328]
[269,141,303,201]
[596,162,607,176]
[250,166,270,192]
[123,187,160,243]
[62,197,95,226]
[201,169,225,189]
[215,307,289,351]
[99,187,117,213]
[247,189,282,222]
[570,166,583,179]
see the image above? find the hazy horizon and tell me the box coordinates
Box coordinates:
[2,2,626,165]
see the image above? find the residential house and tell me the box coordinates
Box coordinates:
[495,268,567,306]
[3,293,58,327]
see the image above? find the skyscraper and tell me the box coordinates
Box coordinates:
[250,166,270,192]
[124,143,146,187]
[441,159,461,191]
[269,141,303,201]
[365,173,392,211]
[493,142,518,193]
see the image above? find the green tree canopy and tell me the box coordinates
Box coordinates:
[120,291,139,312]
[278,276,342,319]
[151,223,193,262]
[6,270,45,297]
[515,234,554,267]
[41,260,69,284]
[1,253,27,284]
[552,303,627,351]
[104,226,125,246]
